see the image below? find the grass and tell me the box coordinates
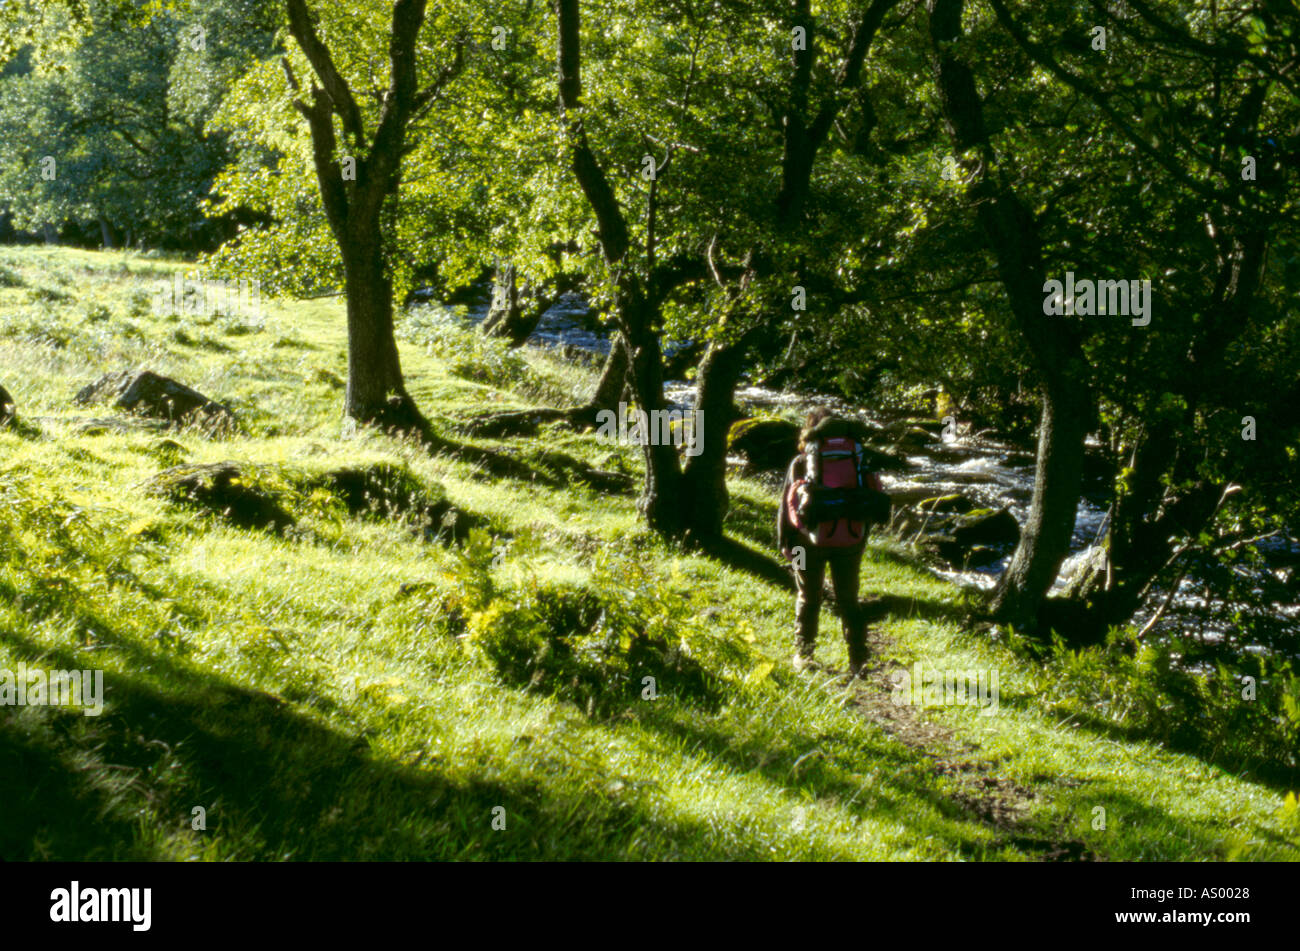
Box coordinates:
[0,245,1296,861]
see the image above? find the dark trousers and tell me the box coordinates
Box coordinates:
[793,545,864,650]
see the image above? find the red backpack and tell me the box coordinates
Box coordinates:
[787,436,887,547]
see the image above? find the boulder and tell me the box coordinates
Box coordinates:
[75,369,235,432]
[890,426,934,451]
[887,484,950,507]
[952,508,1021,548]
[930,537,1009,570]
[1058,544,1108,601]
[728,417,800,471]
[962,546,1006,568]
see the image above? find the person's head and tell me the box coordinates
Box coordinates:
[799,407,835,451]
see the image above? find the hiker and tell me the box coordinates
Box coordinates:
[776,408,891,677]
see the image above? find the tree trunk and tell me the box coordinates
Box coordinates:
[585,333,630,412]
[929,0,1094,632]
[98,215,115,250]
[286,0,461,443]
[1055,422,1224,643]
[990,374,1091,629]
[621,293,683,536]
[555,0,683,537]
[340,221,417,429]
[481,263,535,345]
[680,330,758,542]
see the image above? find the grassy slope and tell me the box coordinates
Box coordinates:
[0,246,1295,861]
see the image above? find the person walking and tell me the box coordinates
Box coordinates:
[776,408,890,677]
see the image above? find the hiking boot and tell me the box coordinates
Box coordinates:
[792,637,817,672]
[846,637,870,679]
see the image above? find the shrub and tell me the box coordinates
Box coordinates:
[436,531,767,718]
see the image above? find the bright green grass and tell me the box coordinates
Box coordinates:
[0,246,1295,861]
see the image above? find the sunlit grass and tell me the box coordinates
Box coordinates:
[0,246,1295,861]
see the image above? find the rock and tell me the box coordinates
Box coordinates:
[890,507,938,538]
[0,384,14,426]
[952,508,1021,548]
[146,462,294,532]
[930,538,1007,570]
[924,445,977,464]
[918,493,975,515]
[307,463,483,543]
[999,450,1037,468]
[75,369,236,432]
[1058,544,1108,601]
[942,470,999,486]
[728,417,800,471]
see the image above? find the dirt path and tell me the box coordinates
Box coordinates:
[815,610,1097,861]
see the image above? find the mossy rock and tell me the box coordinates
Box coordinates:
[860,445,911,472]
[75,369,236,434]
[728,417,799,471]
[147,462,294,532]
[304,463,483,543]
[952,508,1020,548]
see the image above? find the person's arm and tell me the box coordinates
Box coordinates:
[776,464,792,556]
[777,455,803,558]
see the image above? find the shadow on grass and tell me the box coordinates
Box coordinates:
[992,688,1300,793]
[0,615,875,860]
[858,592,970,627]
[625,687,1031,860]
[722,491,777,550]
[1062,781,1298,860]
[431,435,634,495]
[0,547,863,861]
[699,535,795,592]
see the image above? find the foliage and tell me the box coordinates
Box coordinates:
[0,0,278,250]
[1046,625,1300,786]
[433,528,766,718]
